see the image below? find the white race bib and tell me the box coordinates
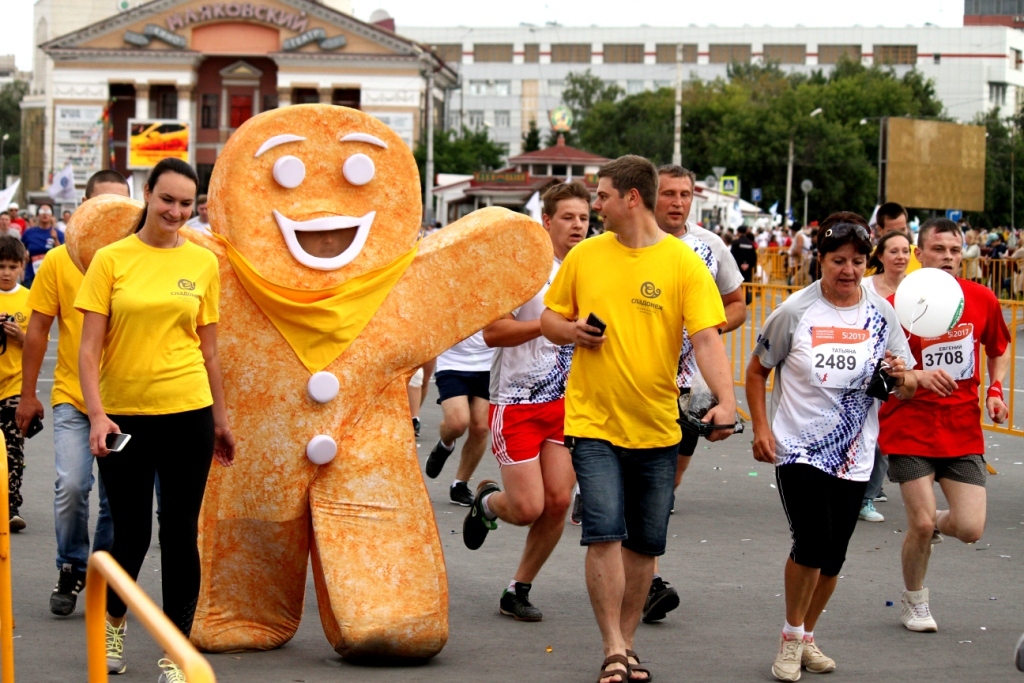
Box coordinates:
[810,326,872,389]
[920,323,974,381]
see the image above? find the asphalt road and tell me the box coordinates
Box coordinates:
[9,338,1024,682]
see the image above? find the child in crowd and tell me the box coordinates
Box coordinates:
[0,236,32,530]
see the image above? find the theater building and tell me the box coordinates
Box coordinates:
[22,0,455,197]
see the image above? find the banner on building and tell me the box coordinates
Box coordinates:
[127,119,191,170]
[54,105,104,185]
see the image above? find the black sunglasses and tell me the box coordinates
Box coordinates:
[822,223,870,241]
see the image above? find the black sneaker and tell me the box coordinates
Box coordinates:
[642,576,680,623]
[499,582,543,622]
[449,481,473,506]
[412,417,421,437]
[9,513,25,532]
[464,480,500,549]
[570,490,582,526]
[425,439,455,479]
[50,563,85,616]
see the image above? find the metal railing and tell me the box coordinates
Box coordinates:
[85,551,215,683]
[729,283,1024,438]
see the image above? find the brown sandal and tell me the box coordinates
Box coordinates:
[625,649,653,682]
[597,654,630,683]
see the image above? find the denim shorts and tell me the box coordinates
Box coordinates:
[570,437,680,556]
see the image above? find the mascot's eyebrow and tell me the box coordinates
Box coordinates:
[340,133,388,149]
[255,134,307,158]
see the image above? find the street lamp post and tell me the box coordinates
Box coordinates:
[860,116,888,207]
[784,108,822,230]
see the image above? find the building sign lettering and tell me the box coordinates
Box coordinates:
[166,5,309,33]
[473,172,529,183]
[282,28,325,51]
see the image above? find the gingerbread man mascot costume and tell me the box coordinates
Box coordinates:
[67,104,553,660]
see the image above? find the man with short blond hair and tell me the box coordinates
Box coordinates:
[541,155,735,683]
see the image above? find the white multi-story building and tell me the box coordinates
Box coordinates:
[401,24,1024,158]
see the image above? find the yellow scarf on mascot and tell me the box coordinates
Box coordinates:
[211,233,416,374]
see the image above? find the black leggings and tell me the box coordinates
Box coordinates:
[776,464,867,577]
[96,407,214,636]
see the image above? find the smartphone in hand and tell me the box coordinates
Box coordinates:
[585,312,607,336]
[105,433,132,453]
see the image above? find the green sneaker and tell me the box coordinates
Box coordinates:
[463,480,500,550]
[157,658,187,682]
[106,621,127,675]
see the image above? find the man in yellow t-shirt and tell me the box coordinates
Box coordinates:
[0,236,32,533]
[17,170,129,616]
[540,155,737,683]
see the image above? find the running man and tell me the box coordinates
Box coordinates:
[461,181,588,621]
[879,217,1010,632]
[643,164,747,622]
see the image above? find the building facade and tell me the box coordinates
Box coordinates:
[401,24,1024,158]
[20,0,452,199]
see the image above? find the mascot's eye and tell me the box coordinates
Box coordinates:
[343,154,375,186]
[273,155,306,189]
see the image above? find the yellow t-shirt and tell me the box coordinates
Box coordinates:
[544,232,726,449]
[26,246,86,412]
[0,285,32,402]
[74,235,220,416]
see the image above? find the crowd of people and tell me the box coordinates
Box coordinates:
[0,150,1015,683]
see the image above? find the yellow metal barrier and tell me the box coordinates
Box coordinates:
[85,551,215,683]
[729,283,1024,438]
[0,442,13,683]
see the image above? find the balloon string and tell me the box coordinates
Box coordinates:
[905,299,927,339]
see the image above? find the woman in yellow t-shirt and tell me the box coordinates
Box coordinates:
[76,158,235,682]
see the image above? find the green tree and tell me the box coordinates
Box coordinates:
[0,81,27,183]
[561,70,623,125]
[414,126,506,191]
[522,118,541,152]
[966,109,1021,228]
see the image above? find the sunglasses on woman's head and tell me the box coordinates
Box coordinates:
[823,223,870,241]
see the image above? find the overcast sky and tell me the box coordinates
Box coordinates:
[7,0,968,71]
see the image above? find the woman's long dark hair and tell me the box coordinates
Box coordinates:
[133,158,200,233]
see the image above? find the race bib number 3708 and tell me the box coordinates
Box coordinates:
[921,323,974,381]
[810,326,872,389]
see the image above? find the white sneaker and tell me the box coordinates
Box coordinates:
[902,588,938,632]
[858,501,884,522]
[772,633,804,681]
[801,636,836,673]
[106,621,127,674]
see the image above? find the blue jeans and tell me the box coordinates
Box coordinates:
[54,404,113,573]
[863,444,889,505]
[570,438,679,556]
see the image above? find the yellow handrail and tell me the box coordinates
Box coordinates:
[0,441,13,682]
[85,551,215,683]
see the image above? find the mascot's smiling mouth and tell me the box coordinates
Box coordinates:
[273,210,376,271]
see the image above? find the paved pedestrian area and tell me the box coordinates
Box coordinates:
[9,352,1024,681]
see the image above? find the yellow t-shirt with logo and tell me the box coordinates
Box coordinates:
[74,235,220,416]
[544,232,726,449]
[0,286,32,402]
[26,246,86,412]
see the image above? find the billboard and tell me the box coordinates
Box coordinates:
[127,119,191,170]
[54,105,104,184]
[885,118,986,212]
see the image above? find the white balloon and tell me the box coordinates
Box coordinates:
[893,268,965,338]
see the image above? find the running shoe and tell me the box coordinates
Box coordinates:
[9,514,25,532]
[499,582,542,622]
[858,501,884,522]
[449,481,473,507]
[106,620,128,674]
[570,489,582,526]
[412,417,421,437]
[50,563,85,616]
[901,588,938,632]
[463,480,500,550]
[641,576,680,623]
[772,632,804,681]
[1015,630,1024,672]
[157,658,187,682]
[931,528,943,544]
[801,635,836,673]
[425,439,455,479]
[873,493,888,503]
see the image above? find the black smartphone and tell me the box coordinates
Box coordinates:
[25,416,43,439]
[105,433,132,453]
[585,312,607,336]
